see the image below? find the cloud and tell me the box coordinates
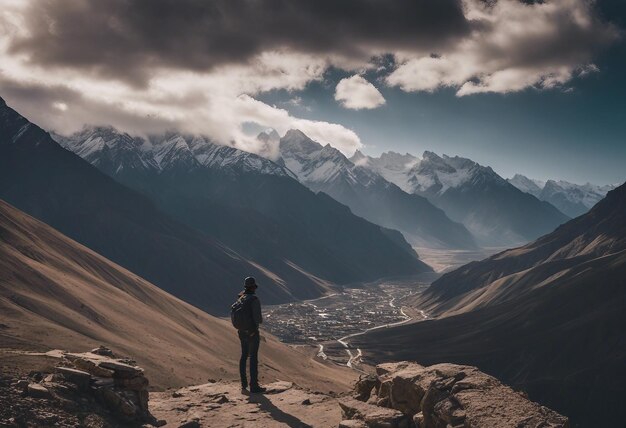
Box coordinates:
[0,0,619,158]
[8,0,468,85]
[0,45,362,155]
[386,0,619,96]
[335,75,386,110]
[0,1,369,155]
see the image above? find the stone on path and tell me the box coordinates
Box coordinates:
[263,380,293,394]
[27,383,51,398]
[339,397,411,428]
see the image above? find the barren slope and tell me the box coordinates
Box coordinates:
[353,183,626,426]
[0,199,355,392]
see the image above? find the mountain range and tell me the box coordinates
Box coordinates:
[274,129,477,250]
[353,181,626,427]
[56,124,430,288]
[0,198,353,392]
[353,150,570,247]
[508,173,616,218]
[0,96,428,314]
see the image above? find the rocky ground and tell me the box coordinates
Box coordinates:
[340,362,569,428]
[151,381,342,427]
[1,348,570,427]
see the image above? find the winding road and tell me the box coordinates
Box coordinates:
[336,296,428,371]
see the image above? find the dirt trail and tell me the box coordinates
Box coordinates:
[150,381,343,427]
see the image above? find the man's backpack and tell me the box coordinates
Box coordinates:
[230,294,255,331]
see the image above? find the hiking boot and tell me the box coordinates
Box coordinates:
[250,385,266,394]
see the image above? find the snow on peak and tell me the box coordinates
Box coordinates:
[57,126,294,178]
[508,174,616,215]
[280,129,323,156]
[348,150,419,192]
[278,129,380,186]
[355,149,507,195]
[379,151,419,168]
[541,179,615,209]
[507,174,545,197]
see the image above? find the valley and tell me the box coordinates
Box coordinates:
[412,246,507,273]
[263,275,435,368]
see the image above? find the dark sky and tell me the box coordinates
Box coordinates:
[1,0,624,184]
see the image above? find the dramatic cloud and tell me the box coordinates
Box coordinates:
[0,3,362,155]
[386,0,619,95]
[0,0,619,156]
[7,0,468,84]
[0,50,363,154]
[335,75,386,110]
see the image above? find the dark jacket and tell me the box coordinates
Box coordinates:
[240,290,262,330]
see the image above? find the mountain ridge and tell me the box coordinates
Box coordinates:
[52,120,430,302]
[508,173,616,218]
[278,130,478,250]
[356,150,570,246]
[0,96,287,314]
[352,181,626,427]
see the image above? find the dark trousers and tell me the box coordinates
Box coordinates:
[238,330,260,387]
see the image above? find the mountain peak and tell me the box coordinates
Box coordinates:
[350,149,368,165]
[283,129,309,141]
[280,129,322,156]
[257,128,280,143]
[422,150,440,159]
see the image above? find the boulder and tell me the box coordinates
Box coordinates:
[264,381,293,394]
[341,362,569,428]
[90,346,115,357]
[339,397,411,428]
[65,354,115,378]
[27,383,51,398]
[98,360,143,378]
[379,362,434,416]
[354,374,378,402]
[114,375,149,390]
[56,367,92,390]
[376,362,415,377]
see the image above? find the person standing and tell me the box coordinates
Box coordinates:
[231,276,266,393]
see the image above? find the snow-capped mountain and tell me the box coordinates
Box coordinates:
[277,130,477,250]
[356,151,569,247]
[508,174,617,217]
[507,174,545,197]
[55,124,429,290]
[280,129,380,187]
[351,150,419,191]
[56,127,294,179]
[55,126,158,176]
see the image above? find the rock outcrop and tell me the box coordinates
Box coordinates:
[2,347,161,427]
[61,347,154,423]
[339,362,569,428]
